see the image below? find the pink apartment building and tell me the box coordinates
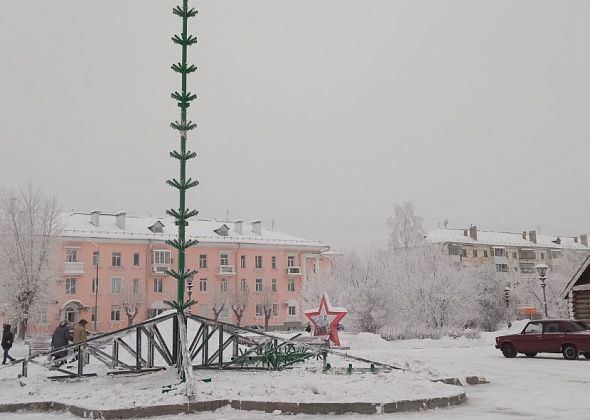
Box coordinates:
[36,211,331,334]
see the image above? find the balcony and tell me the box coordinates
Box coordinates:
[286,266,303,276]
[218,265,236,276]
[64,262,85,275]
[152,264,170,276]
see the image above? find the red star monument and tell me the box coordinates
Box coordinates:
[304,293,347,347]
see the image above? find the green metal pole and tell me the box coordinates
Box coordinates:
[166,0,199,364]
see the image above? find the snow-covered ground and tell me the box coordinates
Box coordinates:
[2,321,589,419]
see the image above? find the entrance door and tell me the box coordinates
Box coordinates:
[518,322,543,353]
[64,304,80,324]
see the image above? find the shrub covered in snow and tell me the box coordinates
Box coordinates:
[380,325,481,341]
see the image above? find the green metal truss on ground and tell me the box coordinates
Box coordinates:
[166,0,199,362]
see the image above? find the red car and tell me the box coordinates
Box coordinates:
[495,319,590,360]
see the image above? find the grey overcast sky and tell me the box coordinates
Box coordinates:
[1,1,589,250]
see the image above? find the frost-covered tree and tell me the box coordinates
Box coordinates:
[300,260,342,312]
[387,202,425,251]
[0,185,61,339]
[120,281,144,326]
[472,265,508,331]
[210,287,228,321]
[257,287,277,331]
[229,282,251,326]
[389,244,479,330]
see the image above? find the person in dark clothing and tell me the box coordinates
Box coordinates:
[51,320,71,365]
[2,324,15,365]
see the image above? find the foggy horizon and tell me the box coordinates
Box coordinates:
[1,1,589,251]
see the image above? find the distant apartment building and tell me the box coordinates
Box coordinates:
[20,211,332,335]
[427,226,590,275]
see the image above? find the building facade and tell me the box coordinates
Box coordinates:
[427,226,590,275]
[26,211,331,335]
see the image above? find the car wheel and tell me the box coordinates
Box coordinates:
[582,352,590,359]
[524,353,537,358]
[501,343,517,358]
[562,344,579,360]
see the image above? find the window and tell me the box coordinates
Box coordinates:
[472,250,478,258]
[288,279,295,292]
[512,252,517,259]
[91,306,97,322]
[154,278,163,293]
[111,277,122,294]
[288,305,296,316]
[519,263,536,274]
[92,278,98,294]
[271,279,277,292]
[240,255,246,269]
[523,322,542,334]
[255,256,263,269]
[461,249,467,258]
[92,251,100,266]
[255,278,263,292]
[495,264,508,272]
[219,307,230,318]
[153,250,171,265]
[66,249,77,263]
[65,278,76,294]
[199,254,207,269]
[200,278,207,292]
[550,250,562,259]
[493,248,505,257]
[240,279,247,291]
[111,305,121,322]
[483,250,488,258]
[287,256,295,267]
[220,254,229,266]
[112,252,121,267]
[37,307,48,325]
[518,249,536,260]
[133,253,140,266]
[220,279,228,292]
[256,304,264,317]
[543,322,562,333]
[541,253,545,260]
[272,304,278,317]
[271,256,277,270]
[448,244,462,256]
[132,278,139,293]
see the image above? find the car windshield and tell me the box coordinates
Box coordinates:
[523,323,542,334]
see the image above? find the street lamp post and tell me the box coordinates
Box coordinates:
[535,263,549,318]
[93,250,100,332]
[503,287,510,308]
[503,286,511,328]
[186,275,194,314]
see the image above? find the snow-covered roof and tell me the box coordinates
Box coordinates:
[61,212,328,249]
[427,227,590,251]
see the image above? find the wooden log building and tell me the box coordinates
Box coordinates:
[561,255,590,322]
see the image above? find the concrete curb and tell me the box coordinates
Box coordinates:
[0,392,467,418]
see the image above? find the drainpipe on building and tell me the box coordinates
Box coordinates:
[145,240,154,319]
[86,239,100,332]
